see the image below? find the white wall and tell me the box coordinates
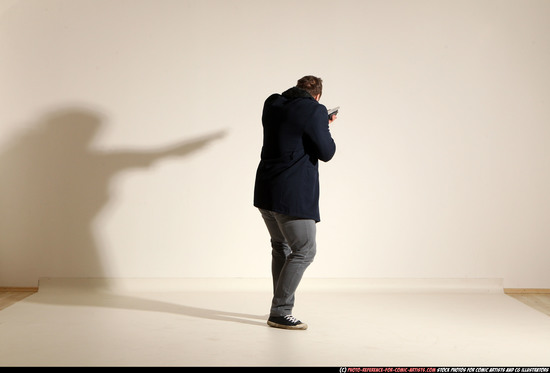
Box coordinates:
[1,0,549,288]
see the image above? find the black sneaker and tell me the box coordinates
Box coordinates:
[267,315,308,330]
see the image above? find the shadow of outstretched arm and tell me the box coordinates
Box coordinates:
[104,130,228,170]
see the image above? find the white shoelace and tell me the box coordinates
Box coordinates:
[283,315,300,323]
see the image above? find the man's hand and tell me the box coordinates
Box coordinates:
[329,114,337,125]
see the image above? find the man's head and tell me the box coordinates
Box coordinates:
[297,75,323,101]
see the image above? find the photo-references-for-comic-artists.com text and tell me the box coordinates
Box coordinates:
[339,368,549,373]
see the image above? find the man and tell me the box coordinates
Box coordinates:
[253,75,337,330]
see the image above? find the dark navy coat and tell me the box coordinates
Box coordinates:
[253,87,336,222]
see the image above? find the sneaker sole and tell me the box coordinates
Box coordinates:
[267,320,308,330]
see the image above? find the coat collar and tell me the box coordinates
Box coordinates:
[281,87,315,100]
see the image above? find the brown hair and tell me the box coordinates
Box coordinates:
[297,75,323,98]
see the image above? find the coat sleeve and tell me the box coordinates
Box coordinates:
[303,105,336,162]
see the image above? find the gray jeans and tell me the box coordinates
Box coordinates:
[259,208,317,317]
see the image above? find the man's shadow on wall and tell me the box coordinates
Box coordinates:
[1,108,226,280]
[0,108,265,326]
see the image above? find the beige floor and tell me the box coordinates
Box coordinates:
[1,278,550,367]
